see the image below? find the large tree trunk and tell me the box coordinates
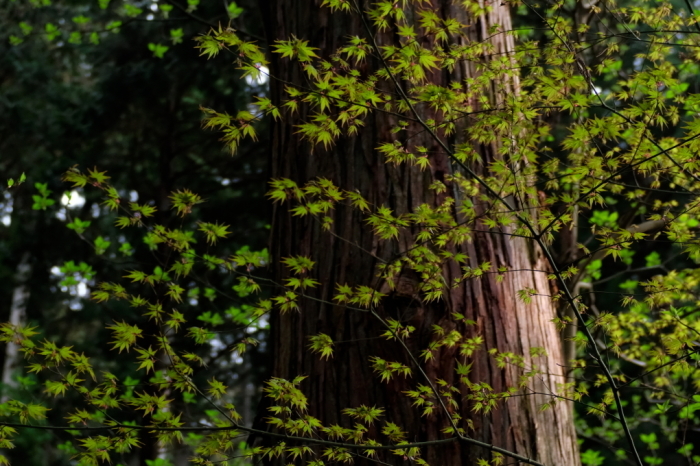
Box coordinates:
[261,1,579,464]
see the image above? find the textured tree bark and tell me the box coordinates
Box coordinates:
[261,1,579,464]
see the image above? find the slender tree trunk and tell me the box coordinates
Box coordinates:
[2,252,30,402]
[261,1,579,464]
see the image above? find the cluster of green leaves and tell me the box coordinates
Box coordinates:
[5,0,217,58]
[4,170,254,463]
[260,376,436,465]
[0,167,277,464]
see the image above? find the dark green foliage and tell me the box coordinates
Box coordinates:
[0,1,269,464]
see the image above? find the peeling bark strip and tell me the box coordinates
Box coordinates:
[261,0,579,464]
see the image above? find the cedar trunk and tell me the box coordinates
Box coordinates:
[261,1,579,464]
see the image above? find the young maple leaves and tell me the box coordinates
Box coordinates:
[51,167,265,462]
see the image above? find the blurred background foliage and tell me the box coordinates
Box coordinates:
[0,1,270,464]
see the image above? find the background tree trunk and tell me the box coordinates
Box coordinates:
[2,252,30,400]
[261,0,579,464]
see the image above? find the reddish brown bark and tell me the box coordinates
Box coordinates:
[261,1,579,464]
